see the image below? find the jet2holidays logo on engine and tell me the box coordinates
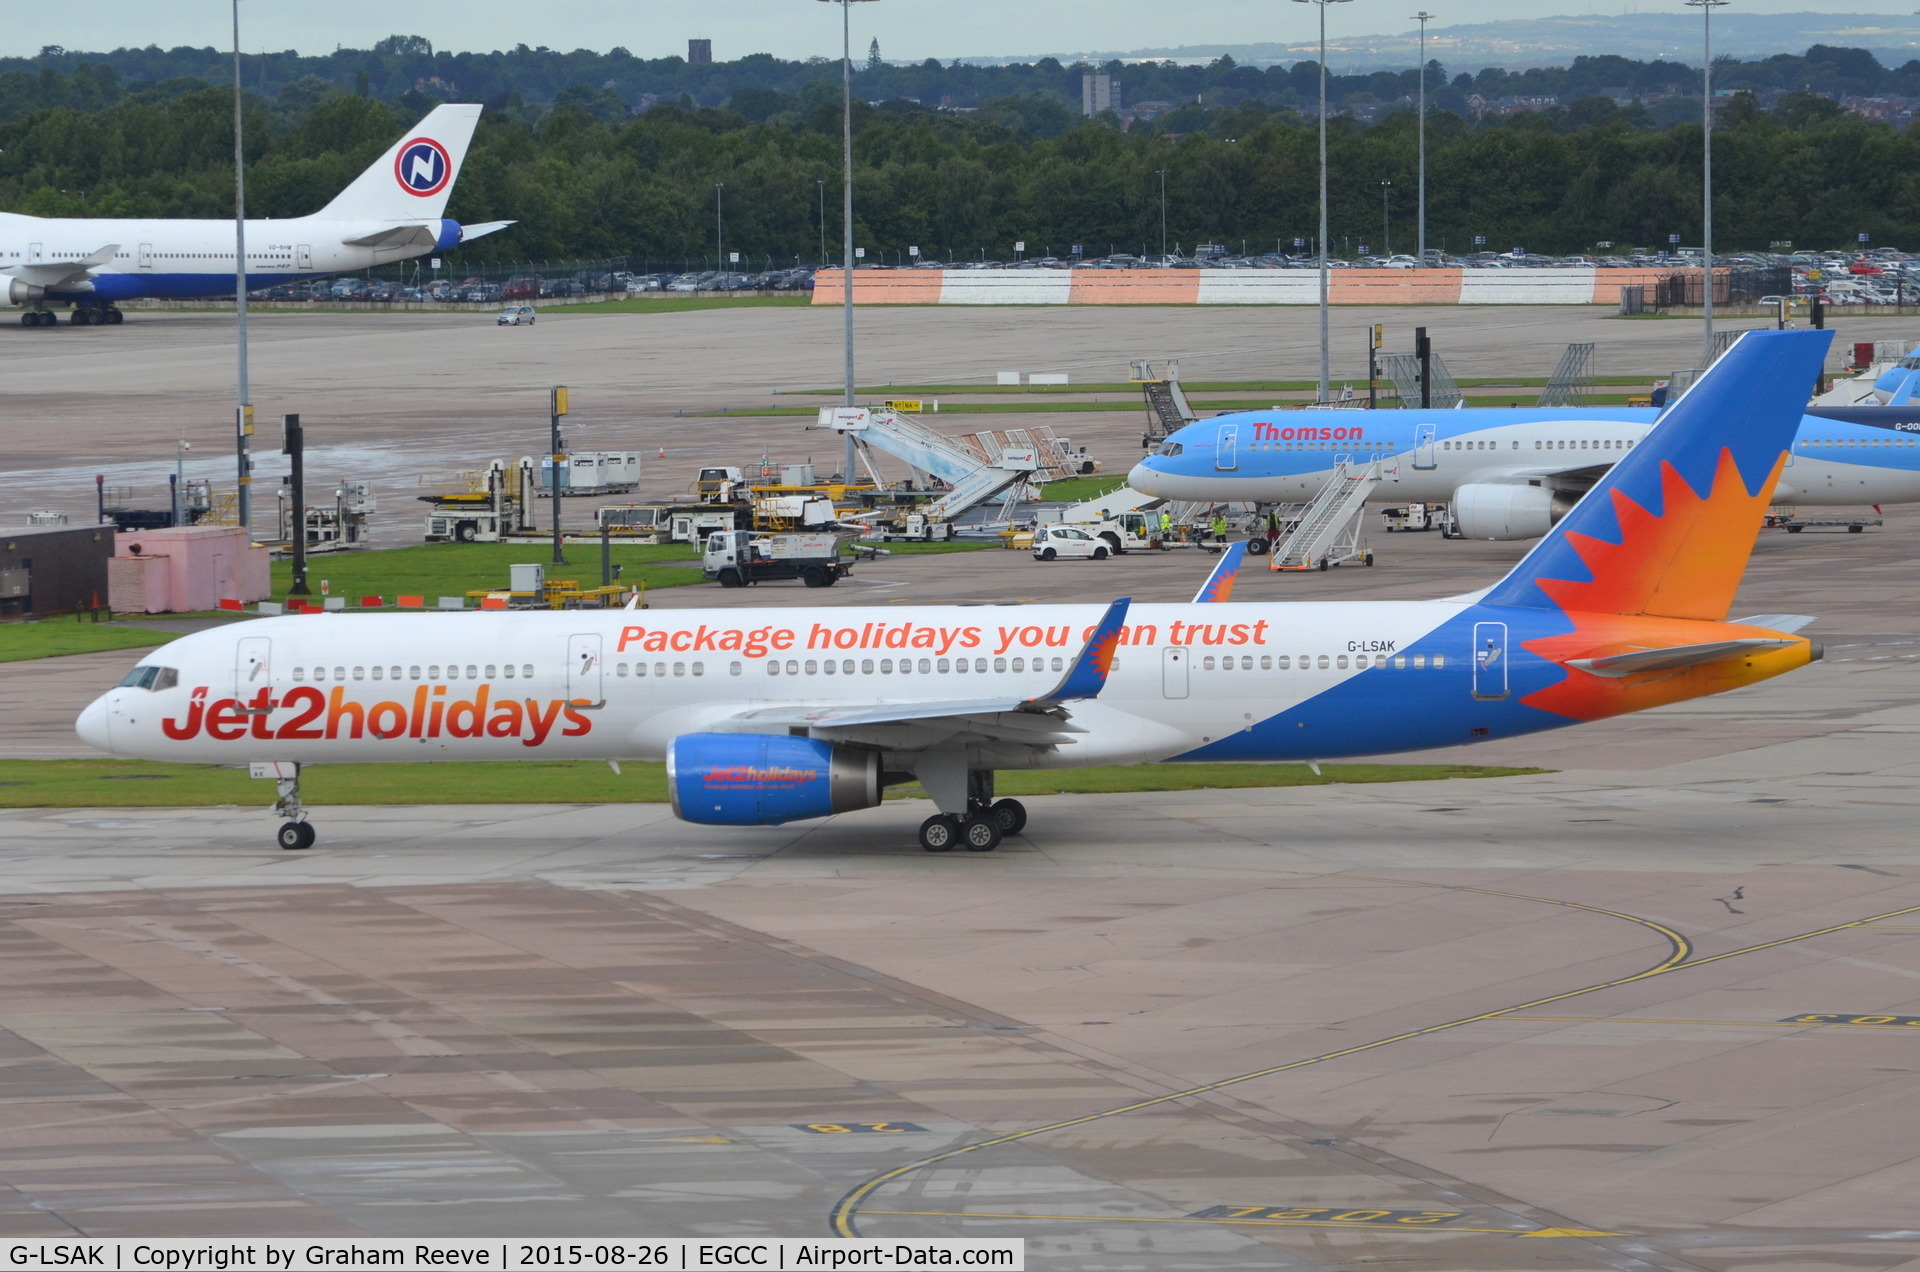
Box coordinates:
[394,138,451,196]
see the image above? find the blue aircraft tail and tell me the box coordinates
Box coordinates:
[1481,329,1831,621]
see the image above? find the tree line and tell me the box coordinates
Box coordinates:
[3,65,1919,265]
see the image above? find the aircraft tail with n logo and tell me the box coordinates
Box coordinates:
[316,103,483,223]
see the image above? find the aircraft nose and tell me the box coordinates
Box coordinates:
[75,695,112,752]
[1128,459,1164,494]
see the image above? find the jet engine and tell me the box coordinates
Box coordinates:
[5,278,46,307]
[668,733,881,826]
[1451,482,1578,541]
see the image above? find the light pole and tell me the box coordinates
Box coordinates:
[816,178,826,266]
[1295,0,1352,402]
[231,0,253,528]
[819,0,880,483]
[1157,169,1169,261]
[1413,11,1433,266]
[1687,0,1727,366]
[715,183,724,282]
[174,441,191,527]
[1380,179,1392,257]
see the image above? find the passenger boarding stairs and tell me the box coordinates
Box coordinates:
[822,407,1039,523]
[1131,359,1198,446]
[1269,460,1382,571]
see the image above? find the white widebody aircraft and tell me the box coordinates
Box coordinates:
[80,332,1833,852]
[1,103,507,327]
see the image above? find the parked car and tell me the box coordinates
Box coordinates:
[503,275,542,300]
[1032,524,1111,561]
[497,305,537,326]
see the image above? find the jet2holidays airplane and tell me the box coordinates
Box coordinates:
[80,330,1832,853]
[1129,371,1920,539]
[2,103,507,326]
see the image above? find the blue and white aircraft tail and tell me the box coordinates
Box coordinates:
[3,103,510,326]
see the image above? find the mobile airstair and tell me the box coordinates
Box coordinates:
[821,406,1039,527]
[1269,459,1383,571]
[1131,359,1198,447]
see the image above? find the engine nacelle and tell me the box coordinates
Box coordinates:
[668,733,881,826]
[1451,482,1575,541]
[6,278,46,307]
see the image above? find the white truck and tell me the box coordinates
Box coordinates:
[703,530,858,589]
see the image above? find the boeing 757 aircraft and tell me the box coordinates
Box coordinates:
[1,103,507,326]
[79,330,1830,853]
[1130,398,1920,539]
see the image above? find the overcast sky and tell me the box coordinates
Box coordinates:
[7,0,1920,62]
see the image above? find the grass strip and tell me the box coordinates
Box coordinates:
[267,542,705,604]
[790,376,1652,396]
[0,758,1549,809]
[0,623,179,664]
[554,295,812,314]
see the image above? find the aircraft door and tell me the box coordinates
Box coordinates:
[137,243,153,270]
[568,634,604,707]
[296,244,312,270]
[27,243,43,264]
[1214,423,1239,471]
[1162,646,1190,699]
[1471,622,1508,700]
[234,637,272,699]
[1413,423,1438,469]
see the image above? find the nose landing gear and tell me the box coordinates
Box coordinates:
[270,765,315,850]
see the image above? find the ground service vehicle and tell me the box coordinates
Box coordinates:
[704,530,854,588]
[1032,525,1111,561]
[80,331,1834,855]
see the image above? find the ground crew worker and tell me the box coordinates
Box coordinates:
[1210,512,1229,545]
[1264,510,1280,543]
[1159,510,1173,540]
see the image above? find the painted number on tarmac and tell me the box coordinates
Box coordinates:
[1785,1012,1920,1028]
[795,1121,928,1134]
[1190,1206,1464,1225]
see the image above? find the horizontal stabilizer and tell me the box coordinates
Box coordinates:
[341,224,437,250]
[458,220,516,243]
[1568,638,1798,678]
[1732,613,1818,633]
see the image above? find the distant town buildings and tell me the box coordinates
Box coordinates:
[1081,73,1121,117]
[688,39,712,65]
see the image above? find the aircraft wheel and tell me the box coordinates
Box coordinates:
[1040,547,1057,561]
[70,308,92,325]
[988,798,1027,836]
[277,821,315,851]
[1245,537,1269,556]
[105,308,123,325]
[961,816,1002,852]
[19,312,34,327]
[919,815,958,852]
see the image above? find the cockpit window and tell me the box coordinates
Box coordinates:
[119,666,179,691]
[1158,442,1184,457]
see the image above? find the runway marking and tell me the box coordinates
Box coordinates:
[1189,1204,1463,1225]
[1507,1014,1920,1030]
[795,1122,929,1134]
[861,1209,1623,1238]
[828,886,1920,1240]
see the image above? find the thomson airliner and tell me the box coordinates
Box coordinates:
[79,331,1830,852]
[1,103,507,326]
[1130,397,1920,539]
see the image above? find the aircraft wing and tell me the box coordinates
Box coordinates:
[1568,638,1799,678]
[457,220,516,243]
[714,598,1130,747]
[1470,463,1611,488]
[8,244,119,289]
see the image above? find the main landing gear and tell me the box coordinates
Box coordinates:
[18,307,122,327]
[271,765,315,850]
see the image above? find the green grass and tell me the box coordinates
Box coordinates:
[791,375,1654,396]
[0,758,1548,808]
[699,400,1299,419]
[862,540,999,555]
[558,295,812,314]
[1038,475,1132,504]
[0,621,179,664]
[269,541,705,603]
[1461,393,1645,409]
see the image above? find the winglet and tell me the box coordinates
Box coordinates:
[1027,598,1130,705]
[1192,541,1248,603]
